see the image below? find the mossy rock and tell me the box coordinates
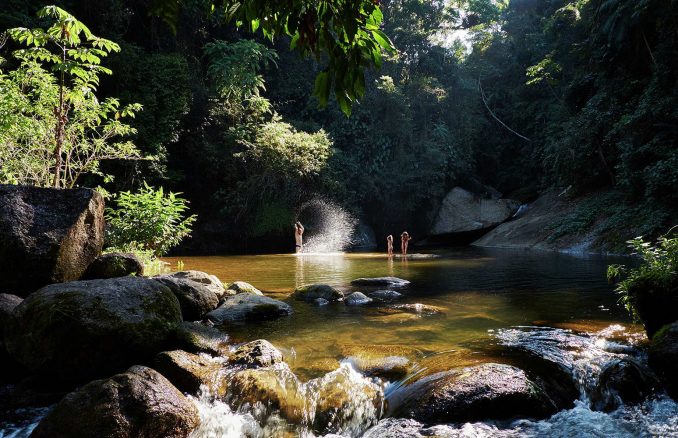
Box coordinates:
[649,321,678,399]
[155,350,228,397]
[292,284,343,302]
[226,281,263,296]
[230,339,284,368]
[627,273,678,338]
[206,294,292,324]
[174,321,230,357]
[81,252,144,280]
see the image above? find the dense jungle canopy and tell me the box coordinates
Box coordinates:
[1,0,677,253]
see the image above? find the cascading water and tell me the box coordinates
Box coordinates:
[296,199,356,253]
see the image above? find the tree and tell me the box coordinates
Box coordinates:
[5,5,142,188]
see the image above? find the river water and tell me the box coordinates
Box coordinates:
[3,248,677,437]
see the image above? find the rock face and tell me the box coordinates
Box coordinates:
[155,272,221,321]
[226,281,262,296]
[0,185,104,297]
[649,322,678,398]
[231,340,284,368]
[4,277,182,382]
[351,277,410,287]
[591,358,659,412]
[155,350,227,397]
[206,294,292,324]
[345,292,373,306]
[430,187,520,235]
[292,284,344,302]
[30,365,200,438]
[81,252,144,280]
[388,363,556,423]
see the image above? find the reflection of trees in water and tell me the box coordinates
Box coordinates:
[297,199,356,253]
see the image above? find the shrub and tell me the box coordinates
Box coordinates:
[105,184,197,256]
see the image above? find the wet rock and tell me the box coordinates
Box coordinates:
[4,277,182,383]
[231,339,284,368]
[388,363,556,423]
[345,355,411,381]
[0,293,22,329]
[314,298,330,307]
[155,350,228,397]
[292,284,344,302]
[206,294,292,324]
[174,321,230,357]
[162,270,226,299]
[362,418,427,438]
[351,277,410,287]
[226,281,262,296]
[154,272,221,321]
[30,365,200,438]
[0,185,104,297]
[345,292,373,306]
[430,187,520,235]
[591,358,659,412]
[391,303,446,315]
[81,252,144,280]
[649,322,678,398]
[368,290,403,301]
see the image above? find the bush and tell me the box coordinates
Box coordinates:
[105,184,197,256]
[607,228,678,336]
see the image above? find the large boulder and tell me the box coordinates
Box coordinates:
[388,363,557,424]
[625,274,678,338]
[0,185,104,297]
[0,293,22,329]
[225,281,263,296]
[590,358,659,412]
[292,284,344,302]
[154,272,221,321]
[230,340,284,369]
[649,322,678,398]
[430,187,520,235]
[30,365,200,438]
[4,277,182,382]
[173,321,230,357]
[155,350,228,397]
[206,294,292,324]
[81,252,144,280]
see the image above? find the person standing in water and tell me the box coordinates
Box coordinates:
[294,222,305,253]
[401,231,412,256]
[386,235,394,256]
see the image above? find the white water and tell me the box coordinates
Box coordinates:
[297,199,357,253]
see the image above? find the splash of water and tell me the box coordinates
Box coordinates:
[297,199,356,253]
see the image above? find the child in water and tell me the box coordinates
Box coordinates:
[386,235,394,256]
[401,231,412,255]
[294,222,304,253]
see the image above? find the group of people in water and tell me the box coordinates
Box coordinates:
[294,221,412,255]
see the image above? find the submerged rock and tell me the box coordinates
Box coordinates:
[591,358,659,412]
[345,354,411,381]
[292,284,344,302]
[4,277,182,382]
[206,294,292,324]
[155,350,228,397]
[231,339,284,369]
[345,292,373,306]
[649,322,678,398]
[174,321,230,357]
[314,298,330,307]
[391,303,446,315]
[388,363,556,423]
[368,290,403,301]
[155,271,221,321]
[430,187,520,235]
[81,252,143,280]
[30,365,200,438]
[351,277,410,287]
[225,281,263,296]
[0,185,104,297]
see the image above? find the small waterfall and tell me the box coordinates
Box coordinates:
[297,199,356,253]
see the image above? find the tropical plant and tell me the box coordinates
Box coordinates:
[105,183,197,256]
[2,5,142,188]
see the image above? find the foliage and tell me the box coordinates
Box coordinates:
[607,229,678,321]
[1,5,142,188]
[105,183,197,256]
[103,243,170,277]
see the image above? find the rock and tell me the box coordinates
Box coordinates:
[0,293,22,329]
[206,294,292,324]
[155,350,228,397]
[625,274,678,338]
[368,290,403,301]
[314,298,330,307]
[231,340,284,368]
[226,281,262,296]
[345,355,411,381]
[591,358,659,412]
[154,271,221,321]
[81,252,144,280]
[345,292,373,306]
[351,277,410,287]
[30,365,200,438]
[430,187,520,235]
[649,322,678,398]
[362,418,427,438]
[0,185,104,297]
[390,303,446,315]
[292,284,344,302]
[388,363,556,423]
[4,277,182,382]
[174,321,230,357]
[162,270,226,299]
